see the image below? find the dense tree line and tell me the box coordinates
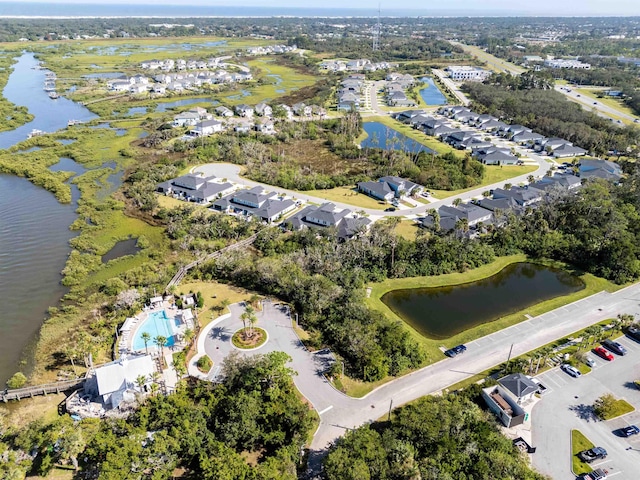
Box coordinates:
[490,177,640,284]
[324,394,548,480]
[0,352,314,479]
[197,221,495,380]
[463,78,640,155]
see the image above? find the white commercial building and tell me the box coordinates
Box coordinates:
[446,66,491,82]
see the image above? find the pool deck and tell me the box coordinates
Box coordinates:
[117,300,194,358]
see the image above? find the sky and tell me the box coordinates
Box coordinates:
[4,0,640,16]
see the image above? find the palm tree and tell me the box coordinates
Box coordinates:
[183,328,195,345]
[154,335,168,360]
[503,183,513,190]
[583,325,600,347]
[141,332,151,355]
[135,375,147,391]
[240,305,257,338]
[527,175,535,184]
[452,198,462,206]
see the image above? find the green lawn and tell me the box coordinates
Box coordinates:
[430,165,538,199]
[340,256,622,398]
[571,430,594,475]
[571,87,638,125]
[597,398,635,420]
[457,43,525,75]
[394,219,422,241]
[303,185,388,210]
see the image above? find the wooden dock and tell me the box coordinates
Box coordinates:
[1,378,85,402]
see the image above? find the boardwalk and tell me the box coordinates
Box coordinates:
[165,232,259,292]
[1,378,85,402]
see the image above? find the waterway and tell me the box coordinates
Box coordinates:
[419,77,447,106]
[361,122,435,154]
[102,238,141,263]
[0,52,97,384]
[381,263,585,340]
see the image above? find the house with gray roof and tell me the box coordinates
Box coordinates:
[493,186,543,206]
[255,102,272,117]
[386,91,415,107]
[235,104,254,118]
[378,176,421,196]
[534,137,571,154]
[191,119,223,137]
[499,373,539,404]
[475,196,524,223]
[215,106,233,117]
[477,150,519,166]
[501,124,530,139]
[512,131,545,145]
[479,119,508,132]
[552,144,588,158]
[423,203,493,232]
[533,173,582,191]
[173,111,200,127]
[578,159,623,182]
[211,186,295,223]
[285,203,370,240]
[357,181,394,201]
[394,110,425,123]
[157,173,234,203]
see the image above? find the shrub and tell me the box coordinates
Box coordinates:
[197,355,213,373]
[7,372,27,389]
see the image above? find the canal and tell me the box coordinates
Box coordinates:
[381,263,585,339]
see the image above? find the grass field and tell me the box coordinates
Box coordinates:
[457,43,525,75]
[571,430,594,475]
[429,164,538,199]
[394,219,422,240]
[596,397,635,420]
[303,185,388,210]
[177,280,258,326]
[571,87,638,125]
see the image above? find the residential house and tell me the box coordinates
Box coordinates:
[394,110,426,123]
[215,106,234,117]
[157,173,234,203]
[357,181,394,202]
[532,173,582,192]
[107,79,131,92]
[337,92,360,111]
[292,102,312,117]
[254,119,275,134]
[379,176,422,197]
[278,104,293,120]
[212,186,295,223]
[438,203,493,229]
[453,110,479,123]
[191,119,223,136]
[502,125,531,139]
[129,84,147,94]
[235,104,254,118]
[285,203,370,240]
[493,186,543,206]
[446,131,477,149]
[578,159,623,182]
[479,119,508,132]
[386,91,414,107]
[173,111,200,127]
[534,137,573,154]
[475,196,524,223]
[552,144,588,158]
[255,102,273,117]
[512,131,545,145]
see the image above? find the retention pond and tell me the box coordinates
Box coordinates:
[381,263,585,340]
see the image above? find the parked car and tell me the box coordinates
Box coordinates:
[579,447,608,463]
[444,348,458,358]
[561,363,581,378]
[584,356,596,368]
[626,326,640,342]
[526,375,548,395]
[620,425,640,437]
[602,339,627,356]
[384,207,396,212]
[452,344,467,355]
[577,468,608,480]
[594,346,614,361]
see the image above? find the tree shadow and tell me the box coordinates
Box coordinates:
[623,381,639,391]
[569,403,598,423]
[209,326,231,342]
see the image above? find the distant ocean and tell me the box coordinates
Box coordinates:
[0,2,515,18]
[0,3,420,18]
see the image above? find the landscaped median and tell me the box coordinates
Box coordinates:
[571,429,595,476]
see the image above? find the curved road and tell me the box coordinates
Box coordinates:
[554,85,639,124]
[195,286,640,478]
[194,145,550,219]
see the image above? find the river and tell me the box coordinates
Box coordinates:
[0,52,97,384]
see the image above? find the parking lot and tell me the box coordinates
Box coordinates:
[532,334,640,479]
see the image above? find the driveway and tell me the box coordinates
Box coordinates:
[532,334,640,479]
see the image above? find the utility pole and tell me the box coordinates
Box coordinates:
[505,343,514,371]
[372,4,381,52]
[388,398,393,421]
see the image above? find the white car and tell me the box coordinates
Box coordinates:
[584,356,596,368]
[561,363,581,378]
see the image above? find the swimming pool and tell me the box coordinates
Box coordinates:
[132,310,180,351]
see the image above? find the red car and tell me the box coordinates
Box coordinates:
[594,346,614,361]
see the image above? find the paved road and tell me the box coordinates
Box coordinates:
[193,124,551,219]
[554,86,639,125]
[194,284,640,477]
[451,41,525,76]
[532,334,640,479]
[432,69,471,106]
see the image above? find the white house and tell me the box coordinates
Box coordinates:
[255,102,273,117]
[192,119,223,136]
[173,111,200,127]
[94,355,156,409]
